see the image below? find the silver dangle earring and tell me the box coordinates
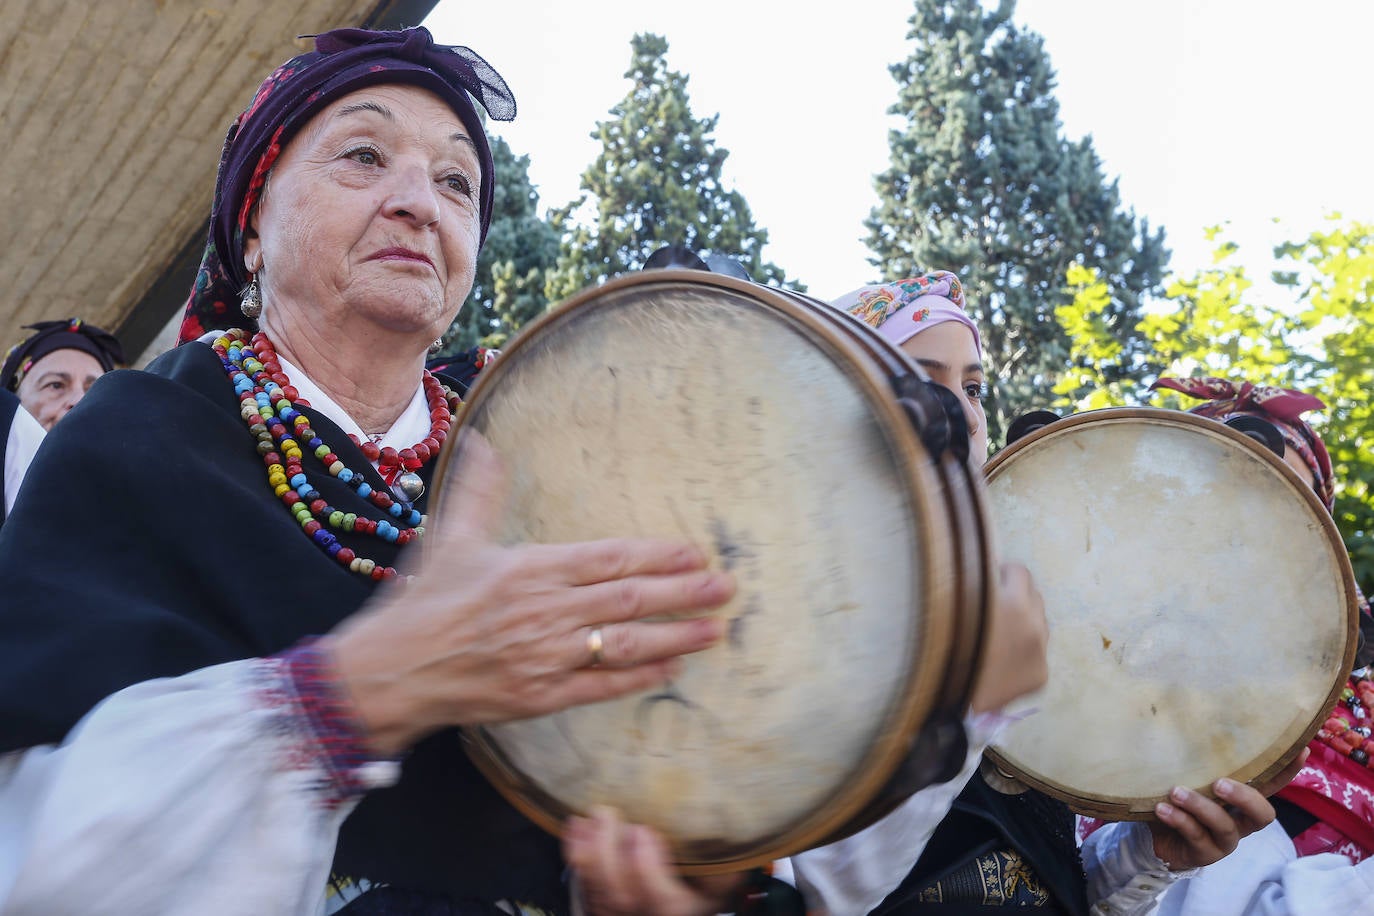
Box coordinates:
[240,274,263,320]
[428,338,444,356]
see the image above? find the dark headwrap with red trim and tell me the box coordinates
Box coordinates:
[1151,376,1335,511]
[176,26,516,345]
[1,319,126,392]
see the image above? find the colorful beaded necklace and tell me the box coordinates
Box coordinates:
[1318,667,1374,768]
[214,329,455,582]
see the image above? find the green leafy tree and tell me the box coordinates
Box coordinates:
[1054,230,1295,410]
[546,33,794,301]
[440,134,560,352]
[866,0,1168,442]
[1054,220,1374,595]
[1277,219,1374,593]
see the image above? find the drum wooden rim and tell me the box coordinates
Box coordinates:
[765,288,996,840]
[430,271,983,870]
[774,289,996,723]
[983,407,1359,819]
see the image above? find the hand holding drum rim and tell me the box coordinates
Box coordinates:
[1146,746,1308,870]
[968,561,1050,715]
[964,557,1299,870]
[565,806,747,916]
[327,432,734,759]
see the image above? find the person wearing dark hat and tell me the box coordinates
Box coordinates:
[425,344,499,394]
[0,318,126,432]
[0,318,121,529]
[0,27,735,914]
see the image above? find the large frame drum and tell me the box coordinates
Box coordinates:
[984,408,1359,820]
[429,270,992,872]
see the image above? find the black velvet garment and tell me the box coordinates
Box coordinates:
[0,341,566,911]
[871,766,1089,915]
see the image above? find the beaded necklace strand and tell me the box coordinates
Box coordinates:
[1318,667,1374,767]
[347,370,459,501]
[214,329,457,582]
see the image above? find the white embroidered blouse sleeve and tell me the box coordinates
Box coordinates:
[1144,820,1374,916]
[0,649,397,916]
[778,712,1010,916]
[3,406,44,515]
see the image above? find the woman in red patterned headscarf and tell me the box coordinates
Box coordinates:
[1146,377,1374,914]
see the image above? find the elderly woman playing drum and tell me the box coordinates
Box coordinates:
[0,27,736,914]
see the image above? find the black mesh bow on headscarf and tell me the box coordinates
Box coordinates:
[177,26,516,345]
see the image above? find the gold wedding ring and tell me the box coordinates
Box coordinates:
[586,627,605,667]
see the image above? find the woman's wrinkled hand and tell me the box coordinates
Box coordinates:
[969,561,1049,714]
[328,433,734,757]
[565,807,746,916]
[1148,747,1309,870]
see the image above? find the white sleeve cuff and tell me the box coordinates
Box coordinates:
[0,655,395,914]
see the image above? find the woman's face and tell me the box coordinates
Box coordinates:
[244,84,482,348]
[15,348,106,431]
[899,321,989,467]
[1281,443,1318,492]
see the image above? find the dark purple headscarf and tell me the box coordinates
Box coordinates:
[177,26,515,345]
[1,319,126,392]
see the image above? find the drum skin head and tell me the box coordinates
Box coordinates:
[985,408,1358,819]
[431,272,969,871]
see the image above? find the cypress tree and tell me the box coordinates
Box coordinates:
[547,33,794,300]
[867,0,1168,442]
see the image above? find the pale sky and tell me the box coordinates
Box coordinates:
[423,1,1374,303]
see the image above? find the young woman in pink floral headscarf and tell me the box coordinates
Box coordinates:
[773,289,1295,916]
